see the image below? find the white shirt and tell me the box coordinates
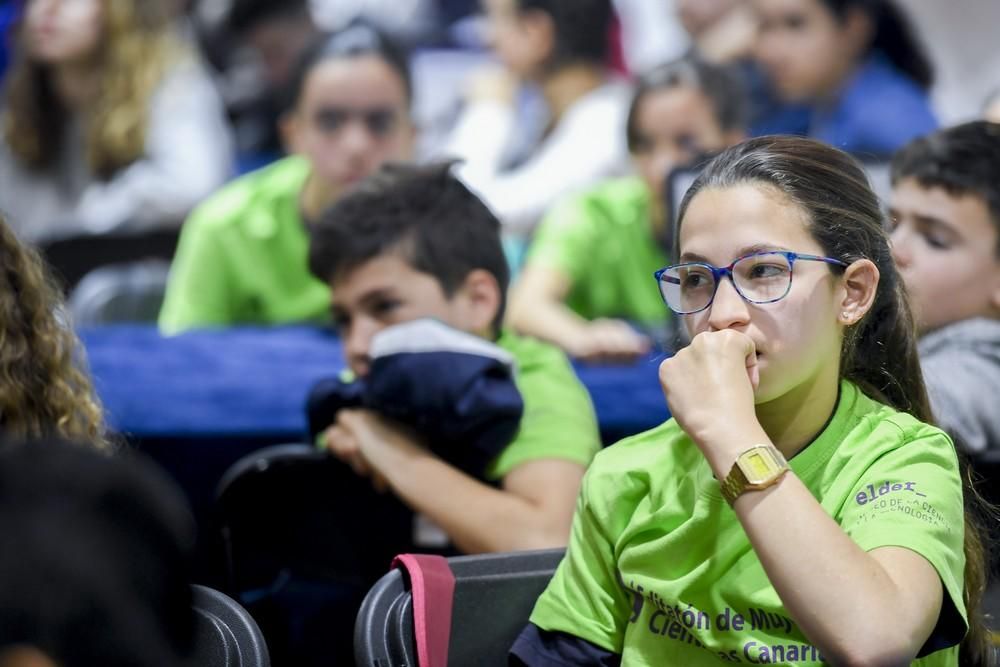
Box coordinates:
[443,79,632,235]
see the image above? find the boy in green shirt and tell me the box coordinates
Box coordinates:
[308,162,601,553]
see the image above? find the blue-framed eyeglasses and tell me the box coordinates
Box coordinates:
[653,251,848,315]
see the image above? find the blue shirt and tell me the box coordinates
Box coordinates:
[753,54,938,158]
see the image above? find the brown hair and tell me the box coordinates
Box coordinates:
[677,135,991,665]
[3,0,185,178]
[0,216,108,449]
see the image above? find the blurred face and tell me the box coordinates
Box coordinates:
[676,0,741,37]
[25,0,104,65]
[679,184,846,403]
[331,255,481,377]
[246,15,317,89]
[481,0,548,77]
[284,56,413,196]
[889,178,1000,333]
[752,0,867,102]
[631,86,742,205]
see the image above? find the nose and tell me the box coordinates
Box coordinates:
[344,317,380,377]
[340,118,377,157]
[889,227,912,269]
[706,274,751,332]
[651,149,679,189]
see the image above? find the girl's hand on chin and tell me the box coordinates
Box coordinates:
[658,329,762,456]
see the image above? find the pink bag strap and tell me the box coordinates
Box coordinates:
[391,554,456,667]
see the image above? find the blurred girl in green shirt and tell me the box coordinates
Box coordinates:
[507,58,745,362]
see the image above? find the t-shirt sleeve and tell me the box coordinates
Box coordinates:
[158,211,236,334]
[527,468,631,653]
[838,424,968,653]
[525,193,600,286]
[486,341,600,479]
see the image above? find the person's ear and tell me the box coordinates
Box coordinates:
[520,8,556,67]
[837,259,879,326]
[278,110,302,155]
[455,269,502,336]
[840,6,875,61]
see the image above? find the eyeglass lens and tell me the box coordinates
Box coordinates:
[659,252,793,313]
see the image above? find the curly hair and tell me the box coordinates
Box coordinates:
[2,0,186,179]
[0,217,108,449]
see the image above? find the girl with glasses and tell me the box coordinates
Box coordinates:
[511,135,991,666]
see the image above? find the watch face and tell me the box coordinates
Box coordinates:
[738,446,784,484]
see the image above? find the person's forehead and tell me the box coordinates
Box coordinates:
[679,184,819,259]
[893,179,996,232]
[300,57,407,106]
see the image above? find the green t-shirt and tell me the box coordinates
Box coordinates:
[158,156,331,334]
[486,331,601,480]
[526,178,671,328]
[530,381,967,665]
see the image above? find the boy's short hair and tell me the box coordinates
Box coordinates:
[309,162,510,335]
[891,121,1000,257]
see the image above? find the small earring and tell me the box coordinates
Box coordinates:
[842,311,851,322]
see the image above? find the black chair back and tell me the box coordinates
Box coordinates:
[191,584,270,667]
[214,444,420,666]
[354,548,565,667]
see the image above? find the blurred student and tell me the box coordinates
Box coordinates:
[0,0,232,243]
[158,24,414,334]
[889,121,1000,454]
[507,58,745,362]
[309,162,601,554]
[223,0,319,167]
[751,0,937,156]
[445,0,630,235]
[0,214,107,448]
[0,438,197,667]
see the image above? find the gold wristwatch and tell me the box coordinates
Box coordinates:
[720,444,789,506]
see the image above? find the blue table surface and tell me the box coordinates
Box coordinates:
[80,325,671,443]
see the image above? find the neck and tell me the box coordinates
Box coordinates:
[539,64,607,122]
[51,61,100,110]
[754,365,842,459]
[299,173,340,223]
[814,56,865,106]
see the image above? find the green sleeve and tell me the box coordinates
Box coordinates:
[529,467,630,653]
[158,211,237,334]
[486,340,600,480]
[525,192,600,286]
[839,425,968,644]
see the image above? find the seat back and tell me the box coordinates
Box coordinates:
[39,228,179,292]
[214,444,419,666]
[68,259,170,325]
[355,548,565,667]
[190,584,271,667]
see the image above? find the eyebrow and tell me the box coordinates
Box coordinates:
[679,243,794,264]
